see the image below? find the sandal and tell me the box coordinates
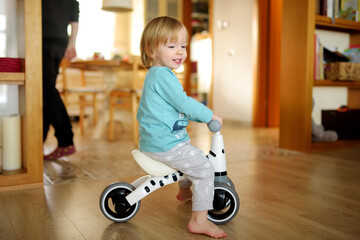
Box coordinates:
[44,145,76,160]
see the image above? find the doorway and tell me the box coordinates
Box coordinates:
[253,0,282,127]
[183,0,213,107]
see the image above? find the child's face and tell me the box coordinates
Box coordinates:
[153,28,187,70]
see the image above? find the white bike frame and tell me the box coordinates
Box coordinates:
[125,127,228,207]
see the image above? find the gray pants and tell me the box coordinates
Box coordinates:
[144,140,214,211]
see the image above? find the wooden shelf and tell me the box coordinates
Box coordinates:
[0,168,26,177]
[314,80,360,88]
[279,1,360,152]
[0,72,25,85]
[0,0,43,191]
[312,12,360,149]
[316,15,360,32]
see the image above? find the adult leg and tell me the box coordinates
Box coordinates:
[43,43,76,160]
[42,43,74,147]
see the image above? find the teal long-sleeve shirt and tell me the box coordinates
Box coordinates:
[137,66,213,152]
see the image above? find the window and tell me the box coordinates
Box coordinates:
[0,14,6,57]
[76,0,116,59]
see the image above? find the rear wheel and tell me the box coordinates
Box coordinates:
[99,182,141,223]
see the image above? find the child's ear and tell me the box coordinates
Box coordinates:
[146,47,156,59]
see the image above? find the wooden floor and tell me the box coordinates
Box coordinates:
[1,119,360,240]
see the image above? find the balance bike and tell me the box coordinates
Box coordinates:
[99,120,240,224]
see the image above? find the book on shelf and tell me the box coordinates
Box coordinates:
[313,35,350,81]
[327,0,334,18]
[320,44,324,80]
[344,46,360,62]
[317,0,341,19]
[316,0,360,21]
[317,0,328,16]
[314,34,325,80]
[334,0,341,18]
[314,34,318,80]
[340,0,360,21]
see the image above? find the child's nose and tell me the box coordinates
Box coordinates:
[177,48,184,54]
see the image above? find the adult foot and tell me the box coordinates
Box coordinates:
[188,219,227,239]
[176,187,193,201]
[44,145,76,160]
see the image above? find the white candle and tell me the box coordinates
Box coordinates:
[1,114,22,171]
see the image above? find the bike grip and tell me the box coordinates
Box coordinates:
[208,120,221,133]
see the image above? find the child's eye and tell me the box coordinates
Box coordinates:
[182,45,187,49]
[168,45,175,48]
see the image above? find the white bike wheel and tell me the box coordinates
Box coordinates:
[99,182,141,223]
[208,182,240,224]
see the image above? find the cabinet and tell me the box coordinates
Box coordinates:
[144,0,183,23]
[279,0,360,151]
[0,0,43,190]
[191,0,209,35]
[314,15,360,110]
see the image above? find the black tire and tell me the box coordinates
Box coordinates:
[99,182,141,223]
[208,182,240,224]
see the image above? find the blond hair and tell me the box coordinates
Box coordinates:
[140,16,188,69]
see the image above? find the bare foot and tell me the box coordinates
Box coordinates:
[176,187,192,201]
[187,211,228,238]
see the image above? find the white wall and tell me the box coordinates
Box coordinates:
[76,0,143,59]
[0,0,20,118]
[212,0,255,123]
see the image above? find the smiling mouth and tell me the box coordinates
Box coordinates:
[173,59,182,64]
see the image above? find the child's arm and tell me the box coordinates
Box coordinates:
[155,68,213,123]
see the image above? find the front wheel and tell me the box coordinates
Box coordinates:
[226,177,235,189]
[99,182,141,223]
[208,182,240,224]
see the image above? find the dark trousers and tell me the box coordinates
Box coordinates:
[42,42,74,146]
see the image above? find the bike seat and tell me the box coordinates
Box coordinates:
[131,150,178,176]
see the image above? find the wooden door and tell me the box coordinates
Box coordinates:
[253,0,282,127]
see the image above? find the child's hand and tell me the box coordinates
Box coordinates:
[211,113,223,126]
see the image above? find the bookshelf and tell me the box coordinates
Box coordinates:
[0,0,43,191]
[0,73,25,85]
[279,0,360,151]
[316,15,360,31]
[314,15,360,111]
[313,80,360,87]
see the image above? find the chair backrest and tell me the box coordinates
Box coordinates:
[173,64,186,87]
[130,55,147,91]
[58,58,107,110]
[59,58,106,89]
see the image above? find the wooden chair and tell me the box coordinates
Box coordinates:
[59,58,107,135]
[108,56,146,145]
